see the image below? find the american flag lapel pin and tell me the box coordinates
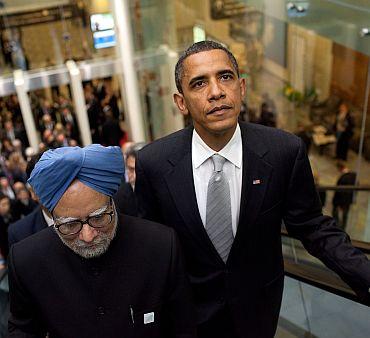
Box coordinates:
[253,179,261,185]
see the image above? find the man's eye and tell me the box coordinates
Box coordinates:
[220,74,233,80]
[193,81,205,88]
[92,214,105,221]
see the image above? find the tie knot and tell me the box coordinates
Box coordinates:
[211,154,226,172]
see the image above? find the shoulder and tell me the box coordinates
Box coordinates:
[8,208,38,235]
[119,214,176,249]
[138,128,191,159]
[241,122,300,143]
[9,227,58,266]
[240,122,302,156]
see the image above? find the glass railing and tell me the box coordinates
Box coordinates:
[280,192,370,338]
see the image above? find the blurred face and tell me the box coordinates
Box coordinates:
[126,155,136,187]
[53,180,117,259]
[0,197,10,216]
[4,121,13,131]
[0,177,9,188]
[43,114,52,123]
[43,129,52,140]
[339,103,348,115]
[56,134,65,143]
[16,189,29,202]
[13,182,25,193]
[174,49,245,148]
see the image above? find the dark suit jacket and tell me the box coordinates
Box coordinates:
[7,214,196,338]
[333,171,357,207]
[113,182,138,217]
[8,206,48,247]
[135,122,370,338]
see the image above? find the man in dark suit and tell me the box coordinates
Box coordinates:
[135,41,370,338]
[7,205,47,246]
[8,153,49,247]
[332,161,357,230]
[8,145,196,338]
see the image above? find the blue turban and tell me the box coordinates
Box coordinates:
[28,144,124,211]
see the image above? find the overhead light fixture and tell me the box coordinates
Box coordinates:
[360,28,370,37]
[286,2,296,11]
[286,2,308,17]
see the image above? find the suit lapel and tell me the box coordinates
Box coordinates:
[164,128,225,262]
[230,124,273,256]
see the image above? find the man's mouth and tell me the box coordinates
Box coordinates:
[207,105,232,115]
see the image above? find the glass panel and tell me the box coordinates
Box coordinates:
[0,93,29,152]
[130,0,184,140]
[277,276,370,338]
[0,0,116,75]
[83,75,127,146]
[355,59,370,242]
[28,84,79,150]
[281,236,370,336]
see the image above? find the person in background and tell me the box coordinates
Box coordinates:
[295,123,312,154]
[12,187,38,220]
[7,152,27,184]
[334,103,354,161]
[0,193,15,260]
[8,153,49,247]
[0,176,15,200]
[0,138,14,159]
[101,107,124,146]
[332,161,357,230]
[113,144,145,217]
[126,146,138,190]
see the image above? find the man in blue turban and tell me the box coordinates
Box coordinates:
[7,145,196,338]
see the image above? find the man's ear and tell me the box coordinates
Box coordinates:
[173,93,189,116]
[239,77,246,99]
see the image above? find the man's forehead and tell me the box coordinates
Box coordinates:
[182,49,235,78]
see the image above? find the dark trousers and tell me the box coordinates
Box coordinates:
[336,134,350,160]
[333,205,350,229]
[197,306,240,338]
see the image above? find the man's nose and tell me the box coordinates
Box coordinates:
[208,80,225,101]
[79,223,99,243]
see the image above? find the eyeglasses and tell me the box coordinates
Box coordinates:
[53,198,114,236]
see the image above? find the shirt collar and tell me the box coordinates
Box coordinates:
[42,208,55,227]
[192,124,242,169]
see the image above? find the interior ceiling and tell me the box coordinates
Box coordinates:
[0,0,70,15]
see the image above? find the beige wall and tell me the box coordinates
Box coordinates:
[313,35,333,101]
[22,20,87,69]
[287,24,332,100]
[19,0,116,70]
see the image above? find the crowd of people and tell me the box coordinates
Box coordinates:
[0,77,128,268]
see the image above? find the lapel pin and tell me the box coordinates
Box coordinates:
[144,312,155,324]
[253,179,261,185]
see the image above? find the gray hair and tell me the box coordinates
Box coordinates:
[175,40,240,94]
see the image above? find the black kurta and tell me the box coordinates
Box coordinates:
[8,214,196,338]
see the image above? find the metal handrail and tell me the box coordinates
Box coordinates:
[317,185,370,192]
[281,229,370,306]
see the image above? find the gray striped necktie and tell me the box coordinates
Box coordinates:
[205,154,234,263]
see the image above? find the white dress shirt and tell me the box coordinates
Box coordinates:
[192,125,243,236]
[42,209,55,227]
